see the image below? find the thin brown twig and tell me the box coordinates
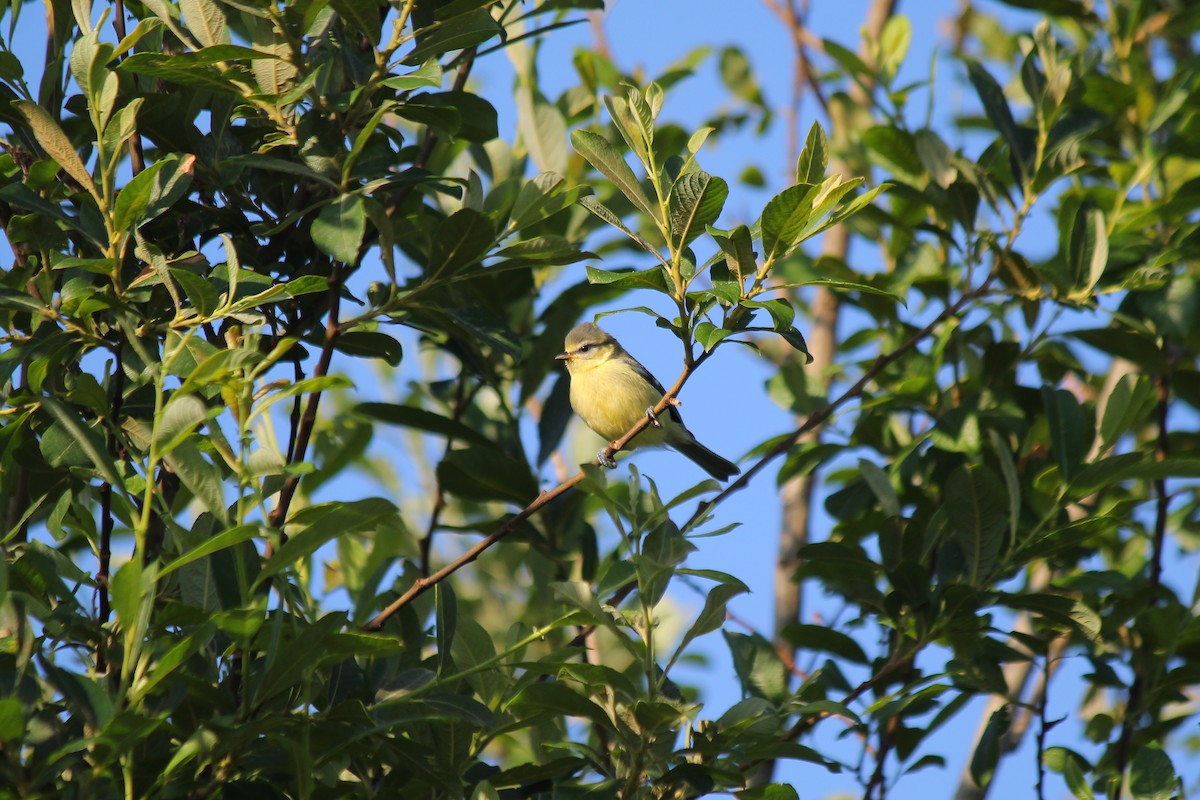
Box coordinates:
[266,262,344,542]
[95,346,126,674]
[1114,367,1170,773]
[112,0,145,174]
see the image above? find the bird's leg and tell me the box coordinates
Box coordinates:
[597,449,617,469]
[645,407,661,428]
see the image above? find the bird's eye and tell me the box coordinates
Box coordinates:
[577,344,591,353]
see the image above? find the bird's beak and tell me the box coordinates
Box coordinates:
[555,351,570,361]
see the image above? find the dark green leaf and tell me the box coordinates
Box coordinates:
[1130,748,1175,800]
[334,330,403,365]
[330,0,384,45]
[795,121,827,184]
[571,129,660,222]
[969,706,1010,789]
[668,171,727,248]
[39,397,122,486]
[760,183,819,262]
[670,581,748,666]
[403,9,501,64]
[586,265,669,292]
[437,447,537,504]
[966,59,1026,182]
[942,465,1006,585]
[1066,205,1107,298]
[780,624,868,664]
[862,125,923,184]
[259,499,397,582]
[312,195,366,264]
[723,631,788,702]
[429,208,494,277]
[1042,386,1088,482]
[355,402,494,448]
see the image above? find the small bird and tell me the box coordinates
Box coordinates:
[555,322,740,480]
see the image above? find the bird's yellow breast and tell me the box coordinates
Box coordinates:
[567,357,670,447]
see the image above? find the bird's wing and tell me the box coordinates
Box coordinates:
[629,358,685,426]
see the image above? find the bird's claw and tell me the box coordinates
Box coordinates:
[597,449,617,469]
[645,407,661,428]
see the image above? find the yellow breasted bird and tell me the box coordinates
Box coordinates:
[555,322,739,480]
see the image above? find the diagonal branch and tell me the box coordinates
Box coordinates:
[362,361,700,631]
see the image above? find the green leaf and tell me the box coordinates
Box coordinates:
[780,623,868,664]
[862,125,924,184]
[179,0,228,47]
[667,171,727,248]
[995,0,1094,18]
[109,558,154,634]
[222,275,329,316]
[969,706,1010,789]
[915,129,957,188]
[942,465,1006,585]
[859,459,899,517]
[153,393,208,457]
[403,9,501,64]
[723,631,788,702]
[252,613,344,706]
[130,622,217,703]
[578,196,665,261]
[330,0,384,46]
[415,90,498,142]
[436,447,537,504]
[259,499,397,582]
[966,59,1026,182]
[1042,386,1087,482]
[760,183,819,262]
[356,403,495,448]
[0,698,24,742]
[170,268,220,317]
[516,87,568,173]
[429,208,494,278]
[381,60,443,91]
[1066,206,1108,299]
[312,195,366,264]
[670,581,748,667]
[119,47,278,90]
[1129,748,1175,800]
[571,129,661,223]
[159,525,259,577]
[39,397,122,486]
[436,583,457,675]
[796,122,828,184]
[586,266,669,293]
[163,439,227,521]
[711,224,758,284]
[1069,455,1200,499]
[14,101,97,198]
[1098,374,1156,453]
[879,15,911,81]
[334,330,403,366]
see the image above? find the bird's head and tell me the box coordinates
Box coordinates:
[555,323,618,373]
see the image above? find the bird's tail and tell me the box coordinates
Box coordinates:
[672,437,740,481]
